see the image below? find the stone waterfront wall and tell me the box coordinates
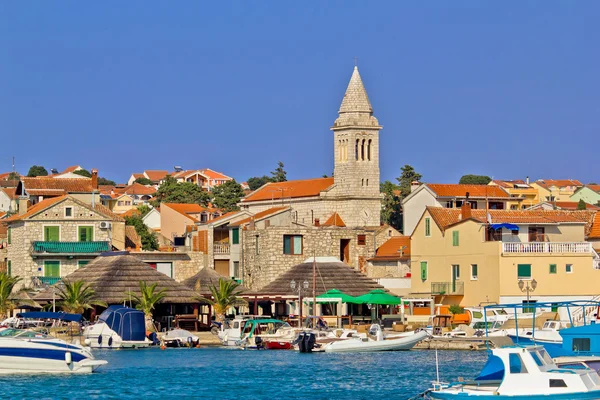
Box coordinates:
[241,225,378,290]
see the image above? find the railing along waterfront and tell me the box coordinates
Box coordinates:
[213,243,230,255]
[502,242,592,254]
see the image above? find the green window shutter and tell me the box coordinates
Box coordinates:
[517,264,531,279]
[7,227,11,244]
[471,264,478,278]
[283,236,291,254]
[420,261,428,281]
[79,226,93,242]
[549,264,557,274]
[78,260,89,268]
[232,228,239,245]
[7,260,11,276]
[425,218,431,237]
[44,226,60,241]
[452,231,459,246]
[44,261,60,278]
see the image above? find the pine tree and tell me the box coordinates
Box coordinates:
[270,161,287,182]
[577,199,587,210]
[396,165,423,198]
[212,180,245,212]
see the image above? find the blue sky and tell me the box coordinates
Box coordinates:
[1,2,598,184]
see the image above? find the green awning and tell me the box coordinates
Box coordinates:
[315,289,359,304]
[354,289,402,305]
[33,241,110,254]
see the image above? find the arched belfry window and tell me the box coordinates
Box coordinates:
[361,139,365,161]
[361,178,364,186]
[355,139,360,161]
[367,139,372,161]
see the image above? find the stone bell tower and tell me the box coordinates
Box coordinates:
[327,66,382,226]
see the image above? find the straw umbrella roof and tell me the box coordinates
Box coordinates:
[10,291,43,309]
[34,252,199,304]
[182,267,243,296]
[257,259,385,297]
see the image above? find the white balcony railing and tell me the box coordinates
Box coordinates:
[502,242,592,254]
[213,243,230,255]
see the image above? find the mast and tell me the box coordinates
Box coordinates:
[312,251,317,320]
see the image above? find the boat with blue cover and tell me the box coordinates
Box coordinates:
[83,305,150,348]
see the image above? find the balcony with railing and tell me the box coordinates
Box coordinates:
[502,242,593,254]
[31,241,111,256]
[431,281,464,295]
[32,276,62,287]
[213,243,230,255]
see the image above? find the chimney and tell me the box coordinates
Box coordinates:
[461,202,472,220]
[411,181,421,193]
[18,196,28,215]
[248,218,255,231]
[91,168,98,189]
[314,218,320,227]
[526,176,530,185]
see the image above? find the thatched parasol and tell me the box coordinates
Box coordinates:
[34,252,199,304]
[10,291,43,309]
[182,267,244,296]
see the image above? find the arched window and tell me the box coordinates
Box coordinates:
[338,140,342,161]
[344,140,348,161]
[355,139,360,161]
[366,179,369,186]
[361,178,364,186]
[367,139,372,161]
[361,139,365,160]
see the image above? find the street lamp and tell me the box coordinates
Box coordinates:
[518,278,537,311]
[47,281,65,313]
[290,279,309,327]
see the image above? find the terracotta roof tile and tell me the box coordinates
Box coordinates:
[554,201,600,211]
[125,226,142,249]
[163,203,219,222]
[323,212,346,227]
[21,177,94,193]
[199,168,232,181]
[427,184,509,198]
[93,203,125,222]
[0,188,18,200]
[370,236,411,260]
[0,212,7,219]
[61,165,82,174]
[589,213,600,239]
[0,180,19,188]
[4,196,68,222]
[535,179,583,189]
[144,170,170,181]
[230,207,288,227]
[208,211,243,224]
[119,208,141,218]
[114,182,156,196]
[587,185,600,193]
[242,177,334,202]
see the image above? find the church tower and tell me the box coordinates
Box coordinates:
[328,66,382,226]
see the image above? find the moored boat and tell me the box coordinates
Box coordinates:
[83,305,150,349]
[323,324,428,353]
[236,318,295,349]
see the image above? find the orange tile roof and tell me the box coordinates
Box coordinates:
[426,207,595,233]
[323,212,346,227]
[589,213,600,239]
[371,236,411,260]
[115,182,156,196]
[231,207,289,227]
[119,208,141,218]
[4,196,67,222]
[242,177,334,202]
[427,184,509,198]
[0,212,7,219]
[125,226,142,249]
[98,185,116,194]
[491,180,529,189]
[587,185,600,193]
[200,168,232,181]
[172,170,204,179]
[144,170,170,181]
[0,188,18,200]
[132,173,144,179]
[554,201,600,211]
[535,179,583,189]
[208,211,243,224]
[61,165,82,174]
[0,180,19,188]
[21,177,94,193]
[163,203,218,222]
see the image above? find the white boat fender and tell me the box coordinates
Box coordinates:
[65,351,72,364]
[84,338,91,346]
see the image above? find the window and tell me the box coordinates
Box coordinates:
[233,261,240,279]
[283,235,303,255]
[517,264,531,279]
[117,201,123,206]
[425,218,431,237]
[455,200,463,207]
[7,227,10,244]
[549,379,567,388]
[78,260,89,268]
[420,261,428,281]
[486,227,502,241]
[511,229,519,236]
[508,353,528,374]
[125,201,131,206]
[445,201,454,208]
[232,228,239,245]
[549,264,557,274]
[471,264,478,280]
[452,231,459,246]
[44,226,60,242]
[7,260,11,276]
[78,226,93,242]
[573,338,591,352]
[44,261,60,278]
[566,264,573,273]
[255,235,259,255]
[530,351,544,367]
[357,234,366,246]
[65,207,73,217]
[452,264,460,279]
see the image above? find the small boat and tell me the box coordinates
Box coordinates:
[0,328,107,373]
[217,315,265,347]
[83,305,150,349]
[426,345,600,399]
[236,318,296,349]
[506,320,570,353]
[322,324,428,353]
[161,329,199,348]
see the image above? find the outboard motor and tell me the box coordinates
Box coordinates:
[255,336,264,350]
[297,332,316,353]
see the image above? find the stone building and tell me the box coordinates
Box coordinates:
[239,66,382,228]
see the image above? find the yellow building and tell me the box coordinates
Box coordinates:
[410,205,599,308]
[488,180,540,210]
[531,179,583,202]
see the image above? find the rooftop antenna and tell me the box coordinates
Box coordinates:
[354,56,358,67]
[12,156,15,173]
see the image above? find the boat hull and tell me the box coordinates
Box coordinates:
[324,331,427,353]
[264,341,293,350]
[429,389,600,399]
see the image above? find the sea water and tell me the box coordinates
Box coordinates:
[1,348,486,399]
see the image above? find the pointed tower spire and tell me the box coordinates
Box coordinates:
[338,66,373,114]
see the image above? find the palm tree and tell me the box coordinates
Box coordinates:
[57,280,106,314]
[125,281,167,331]
[199,278,247,323]
[0,273,24,319]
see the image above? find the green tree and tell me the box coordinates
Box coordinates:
[72,169,92,178]
[198,278,247,322]
[137,204,153,218]
[27,165,48,177]
[0,274,26,319]
[7,172,19,180]
[98,177,116,186]
[58,280,106,314]
[151,175,212,207]
[396,164,423,198]
[135,177,154,186]
[459,174,492,185]
[380,181,403,232]
[126,281,167,331]
[246,175,272,191]
[577,199,587,210]
[211,180,245,212]
[270,161,287,182]
[124,214,159,250]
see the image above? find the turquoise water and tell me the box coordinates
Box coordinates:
[1,348,486,399]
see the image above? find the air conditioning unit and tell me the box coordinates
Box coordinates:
[99,221,112,229]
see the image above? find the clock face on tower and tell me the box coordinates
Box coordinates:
[361,209,370,220]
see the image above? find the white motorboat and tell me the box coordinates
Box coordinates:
[0,328,107,373]
[161,329,199,347]
[83,305,150,349]
[218,315,264,346]
[426,345,600,399]
[323,324,428,353]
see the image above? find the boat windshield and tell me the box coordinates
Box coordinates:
[0,328,50,339]
[242,321,291,336]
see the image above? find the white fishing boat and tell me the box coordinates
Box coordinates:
[83,305,150,349]
[322,324,428,353]
[217,315,264,347]
[161,329,199,347]
[427,345,600,399]
[0,328,107,373]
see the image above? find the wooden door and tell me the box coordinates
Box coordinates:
[215,260,230,277]
[340,239,350,264]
